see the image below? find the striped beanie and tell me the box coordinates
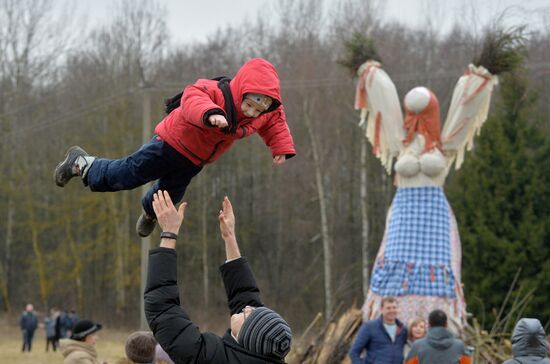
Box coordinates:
[238,307,292,359]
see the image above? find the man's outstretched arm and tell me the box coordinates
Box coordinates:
[144,191,203,363]
[218,197,263,314]
[218,196,240,261]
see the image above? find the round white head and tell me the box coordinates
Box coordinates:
[404,87,431,113]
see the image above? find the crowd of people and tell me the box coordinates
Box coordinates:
[348,297,550,364]
[19,308,175,364]
[348,297,471,364]
[19,304,79,353]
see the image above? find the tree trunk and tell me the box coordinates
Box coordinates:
[201,177,209,330]
[109,194,127,319]
[23,183,49,309]
[140,86,152,329]
[0,197,14,313]
[303,99,333,321]
[360,138,370,299]
[66,219,84,314]
[0,259,10,312]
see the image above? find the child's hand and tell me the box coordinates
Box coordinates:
[273,155,286,165]
[209,114,228,128]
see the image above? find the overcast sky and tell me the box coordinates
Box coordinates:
[64,0,549,44]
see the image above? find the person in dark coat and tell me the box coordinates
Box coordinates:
[51,306,63,347]
[144,191,292,364]
[20,303,38,352]
[44,308,58,352]
[58,310,72,339]
[67,310,80,337]
[54,58,296,238]
[405,309,472,364]
[348,296,408,364]
[502,318,550,364]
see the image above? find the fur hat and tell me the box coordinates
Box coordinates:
[70,319,102,340]
[238,307,292,359]
[244,93,272,111]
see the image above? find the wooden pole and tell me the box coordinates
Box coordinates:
[140,86,152,330]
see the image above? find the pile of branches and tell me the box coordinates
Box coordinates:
[287,306,362,364]
[460,269,538,363]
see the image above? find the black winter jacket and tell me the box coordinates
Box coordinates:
[144,248,286,364]
[20,311,38,332]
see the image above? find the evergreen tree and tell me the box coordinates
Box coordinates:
[447,70,550,328]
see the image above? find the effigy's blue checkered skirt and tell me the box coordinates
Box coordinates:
[370,187,456,298]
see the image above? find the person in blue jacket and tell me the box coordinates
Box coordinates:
[349,297,407,364]
[20,303,38,352]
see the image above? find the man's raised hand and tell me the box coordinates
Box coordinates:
[219,196,240,260]
[218,196,236,242]
[152,190,187,234]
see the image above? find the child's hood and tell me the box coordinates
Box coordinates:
[230,58,282,112]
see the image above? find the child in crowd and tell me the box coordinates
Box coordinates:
[54,58,296,237]
[116,331,157,364]
[404,317,426,358]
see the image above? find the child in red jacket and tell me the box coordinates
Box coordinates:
[54,58,296,237]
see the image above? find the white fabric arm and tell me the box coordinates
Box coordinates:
[356,61,406,173]
[442,64,498,169]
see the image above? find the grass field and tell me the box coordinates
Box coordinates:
[0,324,131,364]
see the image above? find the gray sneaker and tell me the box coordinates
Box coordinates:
[136,213,157,237]
[54,146,89,187]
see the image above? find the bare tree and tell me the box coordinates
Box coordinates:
[303,98,333,320]
[109,0,168,85]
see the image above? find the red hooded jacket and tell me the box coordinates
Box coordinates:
[155,58,296,166]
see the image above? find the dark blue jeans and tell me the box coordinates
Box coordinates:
[85,136,202,217]
[21,329,34,351]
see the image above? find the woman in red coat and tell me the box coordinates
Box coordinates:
[54,58,296,237]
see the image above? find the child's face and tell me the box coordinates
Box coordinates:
[411,321,426,340]
[241,99,265,118]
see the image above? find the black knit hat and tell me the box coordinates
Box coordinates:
[71,319,102,340]
[238,307,292,359]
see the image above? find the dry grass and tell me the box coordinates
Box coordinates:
[0,324,130,364]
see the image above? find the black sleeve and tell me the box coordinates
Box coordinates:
[219,257,263,315]
[144,248,207,363]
